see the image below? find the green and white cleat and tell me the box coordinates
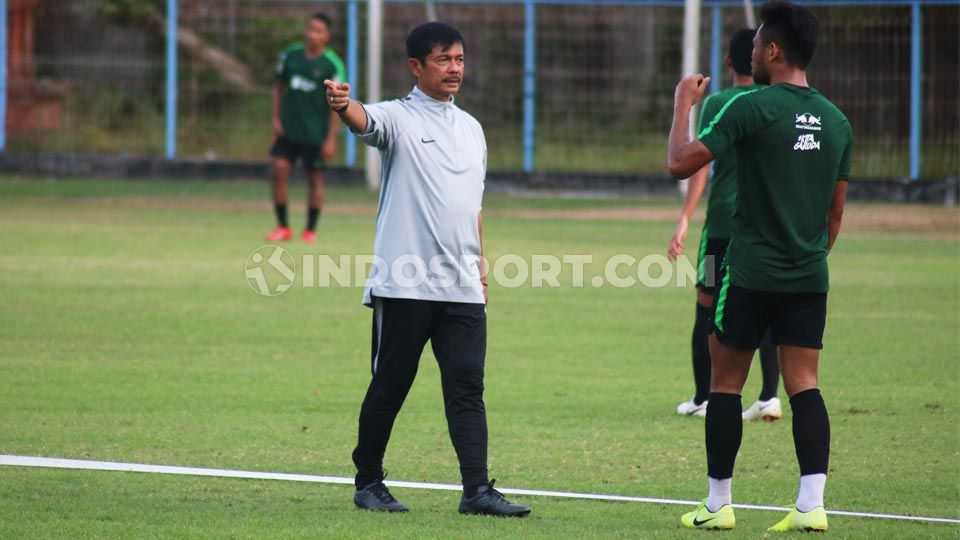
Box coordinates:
[768,507,828,532]
[681,501,736,530]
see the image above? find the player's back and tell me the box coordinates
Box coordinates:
[721,83,852,292]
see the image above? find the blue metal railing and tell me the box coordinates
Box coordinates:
[346,0,360,166]
[0,0,942,180]
[182,0,933,179]
[165,0,178,159]
[910,0,922,179]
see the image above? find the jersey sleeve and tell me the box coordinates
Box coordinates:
[354,101,402,149]
[837,121,853,181]
[698,92,763,160]
[274,50,290,83]
[697,94,721,135]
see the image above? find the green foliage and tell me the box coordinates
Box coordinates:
[85,0,163,26]
[229,17,302,85]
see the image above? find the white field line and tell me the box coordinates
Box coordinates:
[1,454,957,525]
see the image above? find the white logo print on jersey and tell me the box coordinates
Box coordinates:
[290,75,318,92]
[795,113,822,131]
[794,133,821,151]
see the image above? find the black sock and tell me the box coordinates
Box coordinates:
[691,303,712,404]
[463,484,483,498]
[706,393,742,479]
[275,203,288,228]
[306,206,321,232]
[758,330,779,401]
[354,473,382,490]
[791,388,830,475]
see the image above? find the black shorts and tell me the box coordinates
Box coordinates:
[710,266,828,350]
[270,135,325,171]
[696,235,728,294]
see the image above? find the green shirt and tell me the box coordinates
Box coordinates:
[699,83,853,293]
[697,84,764,240]
[275,43,346,145]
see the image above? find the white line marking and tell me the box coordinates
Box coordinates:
[1,455,957,525]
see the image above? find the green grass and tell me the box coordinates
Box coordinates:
[0,177,958,538]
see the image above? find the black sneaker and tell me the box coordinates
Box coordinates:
[354,479,409,513]
[458,480,531,517]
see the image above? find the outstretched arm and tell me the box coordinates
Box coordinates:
[324,80,368,133]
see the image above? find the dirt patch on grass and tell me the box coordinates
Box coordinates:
[80,196,378,216]
[493,204,959,239]
[74,195,959,238]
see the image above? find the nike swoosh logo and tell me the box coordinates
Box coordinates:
[421,138,436,144]
[692,516,717,527]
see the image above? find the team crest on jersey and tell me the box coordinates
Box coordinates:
[795,113,822,131]
[794,133,821,151]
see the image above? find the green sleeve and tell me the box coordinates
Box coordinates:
[324,49,347,83]
[697,94,721,135]
[275,50,289,82]
[837,122,853,181]
[698,92,763,160]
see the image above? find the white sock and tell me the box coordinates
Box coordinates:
[707,477,732,512]
[796,473,827,512]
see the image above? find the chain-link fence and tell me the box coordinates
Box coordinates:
[9,0,959,179]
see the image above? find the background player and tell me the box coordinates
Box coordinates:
[669,29,781,422]
[266,13,346,244]
[667,1,851,531]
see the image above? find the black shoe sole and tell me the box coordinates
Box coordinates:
[354,500,409,513]
[458,509,531,518]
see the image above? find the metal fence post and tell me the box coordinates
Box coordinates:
[710,5,721,94]
[0,0,7,152]
[165,0,178,159]
[522,0,536,173]
[365,0,383,188]
[909,0,921,180]
[346,0,358,167]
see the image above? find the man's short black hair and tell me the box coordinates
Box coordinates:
[311,12,331,27]
[759,1,819,69]
[728,28,756,75]
[406,22,464,64]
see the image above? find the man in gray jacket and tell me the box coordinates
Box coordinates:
[324,22,530,518]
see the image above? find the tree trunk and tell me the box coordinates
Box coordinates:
[145,9,255,93]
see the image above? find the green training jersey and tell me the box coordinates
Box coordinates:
[275,43,347,145]
[699,83,853,293]
[697,84,764,240]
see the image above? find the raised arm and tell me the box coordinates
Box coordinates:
[324,80,368,134]
[667,75,714,179]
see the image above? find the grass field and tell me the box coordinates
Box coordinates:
[0,176,958,538]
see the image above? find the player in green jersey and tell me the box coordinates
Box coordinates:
[668,28,781,422]
[668,1,851,532]
[266,13,347,244]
